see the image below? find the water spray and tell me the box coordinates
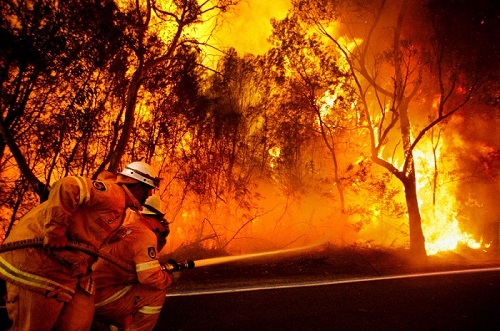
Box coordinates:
[183,242,325,269]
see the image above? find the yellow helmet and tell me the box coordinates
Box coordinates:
[141,195,165,217]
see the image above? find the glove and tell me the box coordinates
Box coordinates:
[43,235,68,249]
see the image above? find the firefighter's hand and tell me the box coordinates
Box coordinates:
[43,235,68,249]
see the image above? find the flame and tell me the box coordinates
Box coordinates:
[318,89,339,119]
[177,132,192,154]
[414,140,482,255]
[335,36,363,71]
[422,213,481,255]
[268,146,281,169]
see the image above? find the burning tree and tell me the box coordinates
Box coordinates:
[97,0,240,173]
[291,0,497,258]
[0,0,239,239]
[267,14,358,214]
[0,0,129,237]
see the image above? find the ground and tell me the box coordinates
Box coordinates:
[2,243,500,330]
[163,243,500,293]
[0,244,500,330]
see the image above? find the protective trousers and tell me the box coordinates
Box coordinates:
[5,282,94,331]
[94,284,165,331]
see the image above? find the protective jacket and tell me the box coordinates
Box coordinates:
[0,174,142,302]
[93,211,171,330]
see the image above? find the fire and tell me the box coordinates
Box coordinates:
[422,214,481,255]
[268,146,281,169]
[177,132,192,154]
[335,36,363,71]
[213,0,291,55]
[319,90,338,118]
[414,140,483,255]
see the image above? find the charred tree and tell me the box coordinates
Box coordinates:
[292,0,427,258]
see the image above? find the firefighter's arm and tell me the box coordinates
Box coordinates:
[135,259,173,290]
[43,176,87,248]
[134,233,172,289]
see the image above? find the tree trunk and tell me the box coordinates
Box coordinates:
[108,68,143,172]
[402,170,427,259]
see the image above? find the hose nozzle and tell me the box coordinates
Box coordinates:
[161,259,195,273]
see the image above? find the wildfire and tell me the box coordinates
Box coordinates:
[414,141,483,255]
[422,213,482,255]
[268,146,281,169]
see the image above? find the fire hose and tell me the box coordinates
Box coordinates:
[0,238,194,274]
[0,239,323,275]
[0,239,194,313]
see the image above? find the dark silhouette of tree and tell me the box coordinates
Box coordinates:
[103,0,239,173]
[0,0,124,181]
[0,0,239,239]
[0,0,126,238]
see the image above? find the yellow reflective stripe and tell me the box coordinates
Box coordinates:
[0,256,74,295]
[73,176,90,204]
[138,305,163,315]
[83,276,95,295]
[135,260,160,272]
[95,285,132,308]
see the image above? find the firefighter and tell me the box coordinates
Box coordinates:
[0,161,160,331]
[91,195,173,331]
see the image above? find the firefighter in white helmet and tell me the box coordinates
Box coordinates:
[0,161,159,331]
[92,195,173,331]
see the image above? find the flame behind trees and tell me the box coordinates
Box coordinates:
[100,0,240,173]
[0,0,240,237]
[291,0,498,258]
[0,0,498,258]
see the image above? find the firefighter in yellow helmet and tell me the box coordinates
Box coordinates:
[0,161,159,331]
[92,195,173,331]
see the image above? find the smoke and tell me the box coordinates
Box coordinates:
[447,112,500,235]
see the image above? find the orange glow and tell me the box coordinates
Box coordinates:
[335,36,363,70]
[414,140,483,255]
[2,0,497,266]
[159,4,491,258]
[214,0,291,55]
[177,132,192,154]
[268,146,281,169]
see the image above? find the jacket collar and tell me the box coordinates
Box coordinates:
[121,184,142,211]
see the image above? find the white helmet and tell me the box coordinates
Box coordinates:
[141,195,165,217]
[120,161,159,188]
